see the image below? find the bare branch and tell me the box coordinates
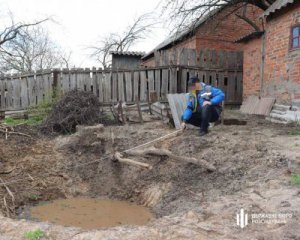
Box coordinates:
[0,18,49,46]
[88,13,157,69]
[0,24,64,73]
[162,0,275,34]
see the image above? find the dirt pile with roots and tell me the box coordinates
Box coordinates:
[41,90,103,134]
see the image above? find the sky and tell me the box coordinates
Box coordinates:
[0,0,168,67]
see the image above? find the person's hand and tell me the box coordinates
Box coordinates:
[180,122,186,130]
[203,101,211,107]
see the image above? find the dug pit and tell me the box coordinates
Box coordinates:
[1,113,300,239]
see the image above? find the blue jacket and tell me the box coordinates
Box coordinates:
[182,83,225,122]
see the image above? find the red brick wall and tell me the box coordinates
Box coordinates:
[243,1,300,103]
[142,4,263,67]
[243,37,262,96]
[195,4,262,51]
[141,58,155,68]
[263,2,300,102]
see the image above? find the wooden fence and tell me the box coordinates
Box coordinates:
[152,48,243,70]
[0,66,242,111]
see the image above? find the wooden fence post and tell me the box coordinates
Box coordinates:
[52,70,59,100]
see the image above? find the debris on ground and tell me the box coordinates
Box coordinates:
[0,123,34,140]
[40,90,105,134]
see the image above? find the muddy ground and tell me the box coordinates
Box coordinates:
[0,110,300,239]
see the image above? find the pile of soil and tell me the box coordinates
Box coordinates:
[41,90,103,134]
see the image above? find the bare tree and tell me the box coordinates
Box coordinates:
[61,50,73,69]
[88,34,117,69]
[0,25,64,73]
[0,13,48,56]
[89,13,156,69]
[162,0,276,33]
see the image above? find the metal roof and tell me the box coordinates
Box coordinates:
[235,31,265,43]
[110,51,146,57]
[262,0,295,18]
[142,6,224,60]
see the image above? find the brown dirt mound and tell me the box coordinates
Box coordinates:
[41,90,102,134]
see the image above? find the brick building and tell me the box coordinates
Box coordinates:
[239,0,300,105]
[142,4,263,67]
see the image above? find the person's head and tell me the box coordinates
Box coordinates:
[188,76,202,92]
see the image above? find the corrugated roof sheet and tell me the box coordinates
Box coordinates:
[262,0,295,18]
[110,51,146,57]
[235,31,265,43]
[142,6,224,60]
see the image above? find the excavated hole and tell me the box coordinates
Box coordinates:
[2,118,294,232]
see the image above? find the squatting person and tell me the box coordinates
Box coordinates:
[180,76,225,136]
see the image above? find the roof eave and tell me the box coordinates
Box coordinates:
[261,0,295,19]
[235,31,265,43]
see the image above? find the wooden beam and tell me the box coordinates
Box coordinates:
[113,152,152,169]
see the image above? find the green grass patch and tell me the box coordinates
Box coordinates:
[4,116,44,126]
[291,174,300,186]
[288,130,300,136]
[27,192,41,201]
[24,229,44,240]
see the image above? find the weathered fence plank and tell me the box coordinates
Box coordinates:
[118,72,125,101]
[0,80,5,110]
[227,72,235,102]
[133,71,139,101]
[161,69,168,99]
[181,68,187,93]
[103,72,111,102]
[125,71,132,102]
[169,68,177,93]
[112,72,118,102]
[237,71,243,102]
[94,72,101,101]
[140,71,147,102]
[148,70,155,92]
[155,69,161,98]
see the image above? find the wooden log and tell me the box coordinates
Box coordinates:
[126,147,216,171]
[113,152,152,169]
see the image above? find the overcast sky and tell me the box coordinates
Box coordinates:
[0,0,168,67]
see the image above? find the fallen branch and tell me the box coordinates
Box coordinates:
[3,197,10,217]
[113,152,152,170]
[0,129,32,138]
[0,166,16,174]
[0,178,15,203]
[126,147,216,171]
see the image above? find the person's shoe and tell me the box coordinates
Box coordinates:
[199,130,208,136]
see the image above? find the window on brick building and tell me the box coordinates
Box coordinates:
[291,25,300,50]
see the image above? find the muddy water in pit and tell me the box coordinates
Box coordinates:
[28,198,153,230]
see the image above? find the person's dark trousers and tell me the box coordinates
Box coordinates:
[184,105,221,133]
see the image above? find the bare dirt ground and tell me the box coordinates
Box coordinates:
[0,110,300,240]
